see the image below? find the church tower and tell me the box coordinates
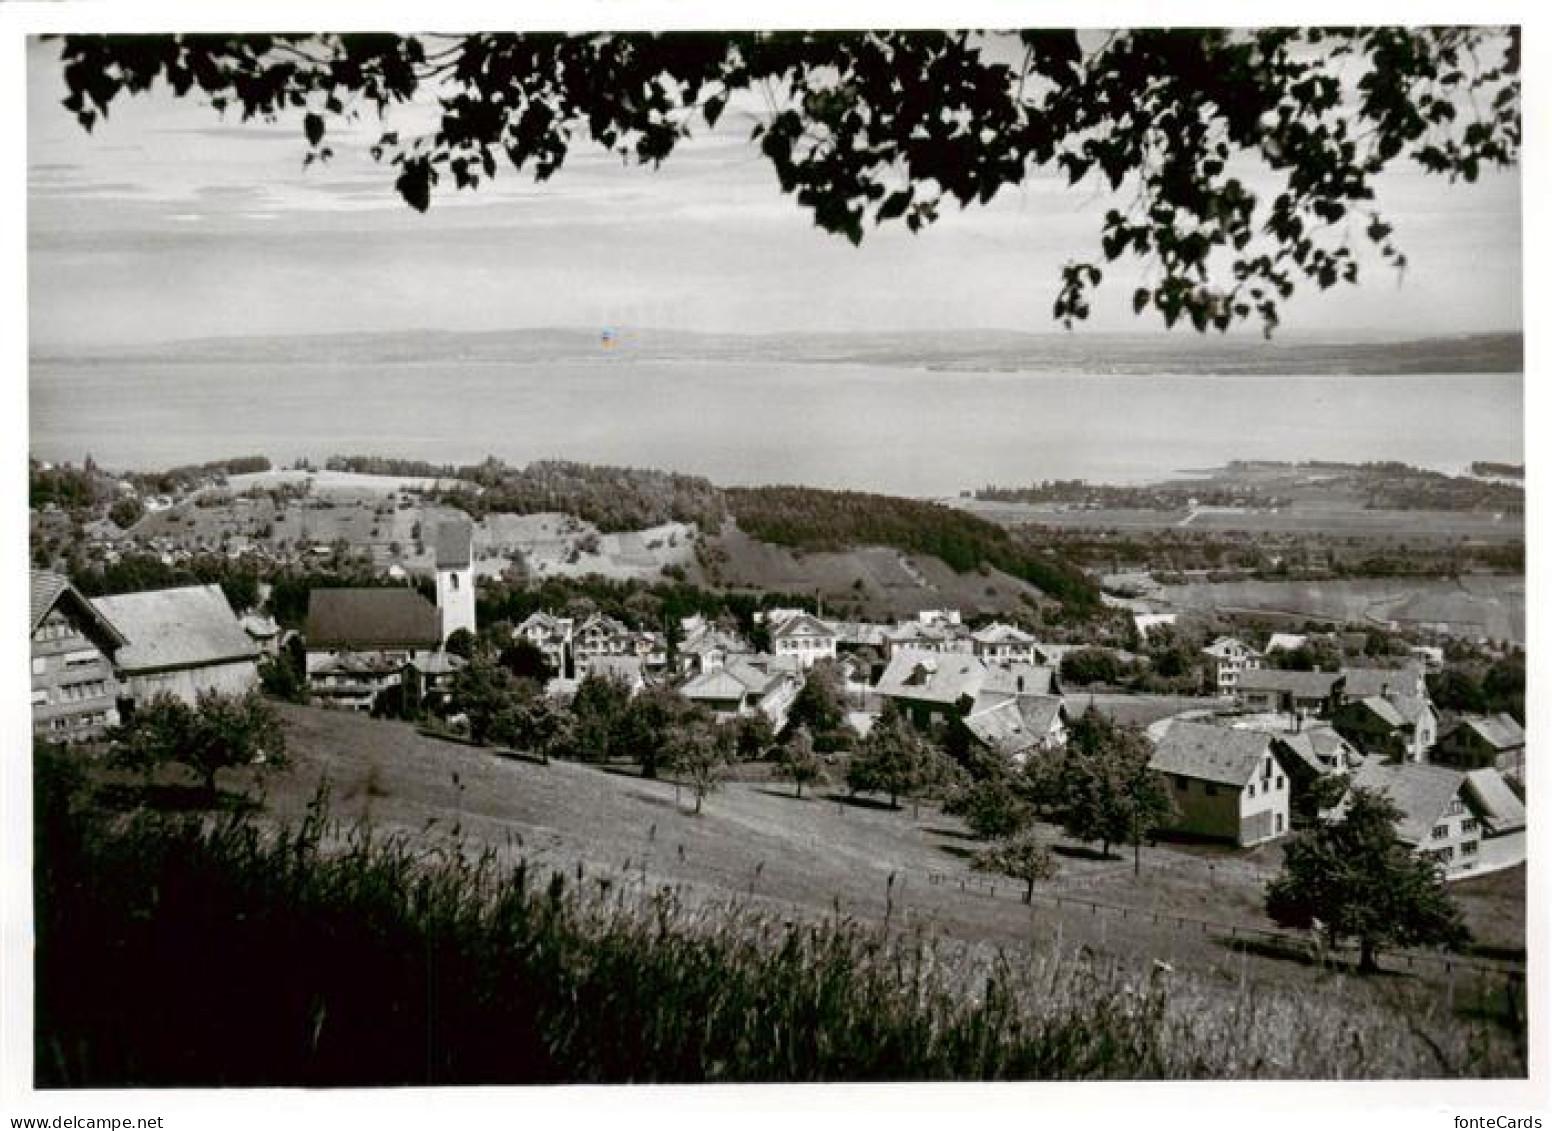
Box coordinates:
[434,517,476,643]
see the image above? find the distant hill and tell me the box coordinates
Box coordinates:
[35,327,1523,376]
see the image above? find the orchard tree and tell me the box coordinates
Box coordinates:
[497,636,556,685]
[668,714,727,815]
[449,652,517,744]
[50,28,1518,336]
[1046,708,1175,872]
[618,683,698,779]
[972,829,1058,904]
[776,724,825,798]
[1266,786,1469,973]
[563,670,633,762]
[847,704,953,812]
[115,689,288,800]
[953,774,1033,841]
[786,660,847,736]
[488,680,570,764]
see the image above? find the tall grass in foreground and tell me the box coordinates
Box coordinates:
[35,782,1523,1086]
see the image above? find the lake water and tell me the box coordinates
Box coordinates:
[28,359,1523,496]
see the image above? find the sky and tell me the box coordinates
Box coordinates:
[25,32,1524,351]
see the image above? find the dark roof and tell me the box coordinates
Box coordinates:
[435,517,473,569]
[1238,668,1343,698]
[306,588,442,649]
[1150,720,1277,787]
[30,570,126,647]
[93,585,257,673]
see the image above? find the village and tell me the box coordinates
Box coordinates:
[31,482,1527,889]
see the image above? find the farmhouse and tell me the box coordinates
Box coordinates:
[304,588,443,708]
[1334,692,1438,763]
[873,647,987,726]
[961,695,1069,765]
[1436,713,1525,777]
[1236,668,1344,719]
[679,655,800,730]
[400,651,468,714]
[1149,720,1292,846]
[677,621,751,675]
[30,570,126,743]
[1343,761,1488,879]
[92,584,260,708]
[579,654,648,695]
[769,611,840,668]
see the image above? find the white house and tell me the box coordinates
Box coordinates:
[1149,719,1293,846]
[1202,636,1263,696]
[971,622,1038,666]
[769,612,839,668]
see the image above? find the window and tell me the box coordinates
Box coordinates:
[1276,775,1285,790]
[1446,799,1464,816]
[1461,818,1479,835]
[1461,840,1479,856]
[1431,824,1449,840]
[1205,783,1219,797]
[32,656,46,676]
[1247,783,1256,798]
[1174,775,1189,791]
[31,689,48,706]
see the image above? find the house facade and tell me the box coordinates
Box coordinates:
[1436,713,1525,777]
[514,612,575,677]
[1345,761,1486,879]
[1334,693,1437,763]
[1202,637,1263,696]
[769,612,839,668]
[1236,669,1344,719]
[30,570,126,744]
[971,622,1038,666]
[1149,720,1292,846]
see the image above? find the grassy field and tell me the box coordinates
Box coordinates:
[955,498,1525,542]
[1158,575,1525,643]
[261,705,1523,985]
[701,526,1047,621]
[38,703,1526,1083]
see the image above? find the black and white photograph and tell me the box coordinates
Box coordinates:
[4,2,1546,1125]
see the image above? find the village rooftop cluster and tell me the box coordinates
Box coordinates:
[31,511,1526,882]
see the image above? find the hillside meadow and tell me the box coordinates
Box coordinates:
[33,703,1524,1084]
